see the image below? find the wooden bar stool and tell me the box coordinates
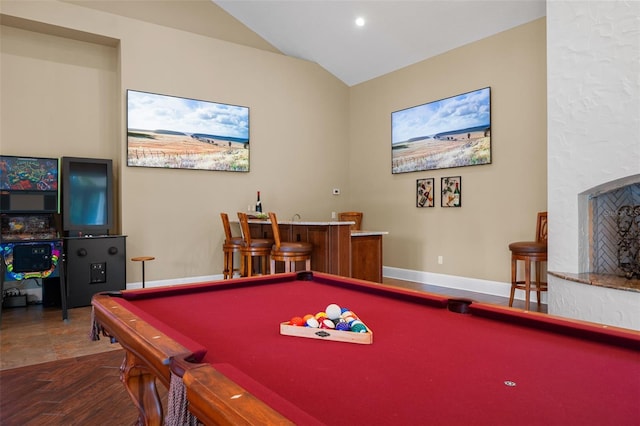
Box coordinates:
[131,256,155,288]
[268,212,312,274]
[508,212,548,311]
[237,212,273,277]
[220,213,244,279]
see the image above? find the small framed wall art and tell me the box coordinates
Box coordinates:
[441,176,462,207]
[416,178,434,207]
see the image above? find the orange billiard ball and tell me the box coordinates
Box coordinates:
[290,316,305,326]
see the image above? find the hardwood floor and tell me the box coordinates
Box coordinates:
[382,277,547,313]
[0,350,148,425]
[0,277,545,425]
[0,306,166,425]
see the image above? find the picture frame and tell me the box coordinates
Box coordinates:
[391,87,491,174]
[127,90,250,172]
[441,176,462,207]
[416,178,434,207]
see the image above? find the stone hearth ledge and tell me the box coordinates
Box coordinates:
[549,272,640,293]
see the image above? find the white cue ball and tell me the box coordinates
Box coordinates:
[325,303,342,320]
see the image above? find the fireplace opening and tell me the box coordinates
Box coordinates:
[585,178,640,279]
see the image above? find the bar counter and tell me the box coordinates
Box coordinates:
[247,219,387,282]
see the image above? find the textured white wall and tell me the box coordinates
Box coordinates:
[547,1,640,328]
[548,1,640,273]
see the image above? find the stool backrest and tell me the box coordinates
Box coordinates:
[237,212,253,246]
[268,212,282,248]
[536,212,548,242]
[220,212,234,242]
[338,211,363,230]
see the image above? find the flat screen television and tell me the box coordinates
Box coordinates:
[0,155,59,213]
[127,89,250,172]
[391,87,491,174]
[61,157,113,236]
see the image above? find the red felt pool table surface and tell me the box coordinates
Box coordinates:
[93,271,640,425]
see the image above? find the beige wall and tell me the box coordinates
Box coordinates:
[1,1,350,283]
[350,19,547,283]
[1,1,546,286]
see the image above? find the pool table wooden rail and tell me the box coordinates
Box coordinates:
[178,360,294,426]
[92,292,293,425]
[92,293,192,425]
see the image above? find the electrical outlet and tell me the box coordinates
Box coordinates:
[438,256,444,265]
[332,188,340,195]
[331,211,337,219]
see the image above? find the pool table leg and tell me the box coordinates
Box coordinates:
[120,351,163,426]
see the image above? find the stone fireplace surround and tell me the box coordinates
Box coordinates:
[549,175,640,331]
[546,2,639,331]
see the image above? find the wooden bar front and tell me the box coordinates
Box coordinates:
[351,232,385,283]
[248,220,352,277]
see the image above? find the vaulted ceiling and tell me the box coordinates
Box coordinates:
[64,0,546,86]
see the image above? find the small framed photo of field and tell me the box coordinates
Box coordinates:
[441,176,462,207]
[127,90,249,172]
[391,87,491,174]
[416,178,434,208]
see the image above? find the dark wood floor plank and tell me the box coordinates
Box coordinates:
[0,349,152,425]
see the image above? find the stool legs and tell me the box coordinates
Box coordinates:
[223,246,239,279]
[524,257,532,310]
[240,253,270,277]
[509,257,517,307]
[141,261,146,288]
[510,256,546,311]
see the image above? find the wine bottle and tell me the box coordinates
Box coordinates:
[453,182,460,206]
[256,191,262,213]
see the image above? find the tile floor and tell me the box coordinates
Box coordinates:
[0,305,120,371]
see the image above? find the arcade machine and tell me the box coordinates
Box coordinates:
[0,155,68,321]
[60,157,126,309]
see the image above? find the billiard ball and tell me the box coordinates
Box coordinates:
[349,320,367,332]
[320,318,336,329]
[335,322,350,331]
[325,304,342,320]
[290,316,305,326]
[306,317,320,328]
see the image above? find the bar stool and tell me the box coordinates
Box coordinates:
[220,213,243,279]
[508,212,548,311]
[131,256,155,288]
[338,211,363,230]
[268,212,312,273]
[237,212,273,276]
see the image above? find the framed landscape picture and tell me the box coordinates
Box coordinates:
[127,90,250,172]
[391,87,491,174]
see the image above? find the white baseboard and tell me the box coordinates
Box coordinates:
[382,266,548,303]
[126,274,223,290]
[128,268,546,304]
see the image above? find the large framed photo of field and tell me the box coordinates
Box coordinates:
[127,90,249,172]
[391,87,491,174]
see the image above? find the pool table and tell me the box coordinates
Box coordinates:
[91,271,640,425]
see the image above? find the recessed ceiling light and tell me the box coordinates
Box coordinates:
[355,17,365,27]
